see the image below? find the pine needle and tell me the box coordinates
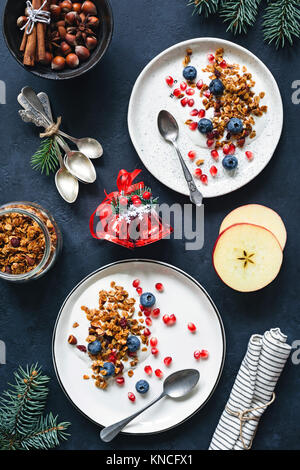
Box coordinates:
[220,0,262,34]
[187,0,220,17]
[31,137,59,175]
[263,0,300,48]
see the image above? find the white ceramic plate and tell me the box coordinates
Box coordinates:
[52,259,225,435]
[128,38,283,198]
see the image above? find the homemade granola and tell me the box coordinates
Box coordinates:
[78,282,146,390]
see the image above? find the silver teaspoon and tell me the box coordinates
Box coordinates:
[21,87,96,184]
[157,110,203,206]
[100,368,200,442]
[22,86,103,159]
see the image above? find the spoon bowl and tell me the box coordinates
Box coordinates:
[55,168,79,204]
[64,151,97,184]
[72,137,103,160]
[157,110,179,143]
[163,369,200,398]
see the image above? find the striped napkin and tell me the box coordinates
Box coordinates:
[209,328,291,450]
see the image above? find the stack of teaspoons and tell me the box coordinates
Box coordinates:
[18,86,103,203]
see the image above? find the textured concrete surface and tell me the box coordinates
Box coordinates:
[0,0,299,450]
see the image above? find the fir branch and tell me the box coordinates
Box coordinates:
[187,0,220,17]
[263,0,300,48]
[0,364,70,450]
[220,0,262,34]
[31,137,59,175]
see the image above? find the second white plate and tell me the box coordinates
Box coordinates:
[128,38,283,198]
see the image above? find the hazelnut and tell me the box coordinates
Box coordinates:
[65,33,76,45]
[72,2,82,12]
[50,4,62,19]
[65,11,78,24]
[68,335,77,345]
[85,36,97,50]
[60,0,73,12]
[40,51,53,65]
[51,55,66,70]
[66,53,79,68]
[16,16,27,28]
[82,1,97,15]
[87,16,99,28]
[75,45,90,62]
[60,41,72,56]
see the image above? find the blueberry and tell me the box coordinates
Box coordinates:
[140,292,156,308]
[127,335,141,352]
[197,118,213,134]
[87,340,102,355]
[222,155,238,170]
[209,78,224,96]
[135,379,149,394]
[100,362,115,377]
[227,118,243,135]
[183,66,197,81]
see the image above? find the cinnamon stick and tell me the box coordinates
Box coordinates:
[23,21,37,66]
[37,0,46,62]
[20,26,28,53]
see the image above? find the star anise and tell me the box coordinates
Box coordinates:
[66,13,98,46]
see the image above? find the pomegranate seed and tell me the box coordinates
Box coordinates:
[223,144,230,155]
[155,282,164,292]
[246,151,253,160]
[189,122,197,131]
[132,279,140,288]
[200,349,209,359]
[164,356,172,366]
[210,165,218,177]
[228,143,236,155]
[155,369,163,378]
[76,345,87,352]
[198,109,205,118]
[204,90,211,98]
[151,347,159,356]
[181,97,188,107]
[139,304,145,311]
[194,350,201,360]
[152,308,160,318]
[207,131,214,139]
[163,314,170,324]
[200,174,208,184]
[143,327,151,337]
[207,139,214,148]
[169,314,176,325]
[116,377,125,385]
[211,150,219,160]
[173,88,181,97]
[180,82,187,91]
[108,354,117,363]
[136,287,143,295]
[196,79,203,89]
[188,99,195,107]
[188,150,196,160]
[128,392,136,402]
[145,317,152,326]
[150,337,158,347]
[165,76,174,87]
[190,108,199,117]
[194,168,202,178]
[186,88,195,96]
[207,53,215,63]
[144,309,151,317]
[220,59,227,69]
[144,365,152,375]
[188,322,196,332]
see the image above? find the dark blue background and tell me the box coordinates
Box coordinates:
[0,0,299,451]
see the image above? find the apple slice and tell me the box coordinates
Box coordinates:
[219,204,287,249]
[213,223,283,292]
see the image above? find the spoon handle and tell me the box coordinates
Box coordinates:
[172,141,203,206]
[100,392,165,442]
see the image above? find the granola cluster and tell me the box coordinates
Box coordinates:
[185,48,267,149]
[0,212,46,275]
[81,282,146,389]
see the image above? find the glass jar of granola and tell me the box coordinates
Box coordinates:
[0,202,62,282]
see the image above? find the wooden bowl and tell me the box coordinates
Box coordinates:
[3,0,113,80]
